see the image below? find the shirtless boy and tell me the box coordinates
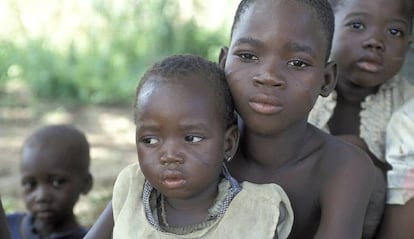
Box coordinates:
[219,0,376,238]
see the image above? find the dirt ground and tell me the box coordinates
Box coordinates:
[0,102,138,227]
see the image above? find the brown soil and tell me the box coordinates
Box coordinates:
[0,102,137,227]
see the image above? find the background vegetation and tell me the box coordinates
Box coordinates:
[0,0,238,106]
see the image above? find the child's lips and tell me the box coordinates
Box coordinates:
[249,94,283,115]
[36,209,55,220]
[356,55,383,73]
[161,171,186,189]
[356,61,382,73]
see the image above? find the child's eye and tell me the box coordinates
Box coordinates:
[238,53,258,61]
[389,28,403,37]
[349,22,364,30]
[51,178,66,189]
[142,137,159,145]
[287,60,309,68]
[22,180,36,191]
[185,135,203,143]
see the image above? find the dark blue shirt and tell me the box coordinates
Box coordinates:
[6,213,88,239]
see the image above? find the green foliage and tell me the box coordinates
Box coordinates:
[0,0,230,105]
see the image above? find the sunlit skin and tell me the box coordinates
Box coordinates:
[219,0,375,238]
[328,0,412,136]
[21,145,92,237]
[135,76,238,227]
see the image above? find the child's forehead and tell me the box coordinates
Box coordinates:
[21,158,81,179]
[22,145,85,171]
[337,0,412,22]
[136,76,222,115]
[139,75,214,100]
[231,1,327,54]
[235,0,323,35]
[135,77,224,128]
[139,76,218,111]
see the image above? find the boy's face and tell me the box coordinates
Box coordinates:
[220,0,335,134]
[331,0,411,88]
[21,146,90,224]
[135,76,237,200]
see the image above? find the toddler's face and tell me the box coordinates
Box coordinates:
[21,147,87,224]
[331,0,411,88]
[135,75,236,200]
[221,0,334,135]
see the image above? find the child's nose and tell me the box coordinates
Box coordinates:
[34,185,52,203]
[160,153,185,165]
[253,71,285,87]
[159,141,184,165]
[362,35,385,51]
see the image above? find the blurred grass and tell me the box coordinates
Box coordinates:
[76,189,112,228]
[0,0,237,106]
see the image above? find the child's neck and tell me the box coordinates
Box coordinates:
[336,77,380,103]
[161,183,218,227]
[240,122,311,171]
[31,213,78,237]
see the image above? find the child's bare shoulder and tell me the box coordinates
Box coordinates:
[309,125,374,175]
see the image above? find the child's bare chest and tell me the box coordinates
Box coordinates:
[230,156,322,231]
[228,137,329,236]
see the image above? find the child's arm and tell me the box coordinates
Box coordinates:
[315,146,376,239]
[83,201,113,239]
[0,198,11,239]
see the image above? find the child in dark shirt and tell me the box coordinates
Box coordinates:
[6,124,93,239]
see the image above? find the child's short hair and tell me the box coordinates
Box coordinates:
[23,124,90,170]
[134,54,236,129]
[230,0,335,60]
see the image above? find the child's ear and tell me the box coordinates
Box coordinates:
[223,125,239,161]
[81,173,93,195]
[320,61,337,97]
[219,47,229,70]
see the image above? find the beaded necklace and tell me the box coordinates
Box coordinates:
[142,163,241,231]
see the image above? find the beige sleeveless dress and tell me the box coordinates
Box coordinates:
[112,163,294,239]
